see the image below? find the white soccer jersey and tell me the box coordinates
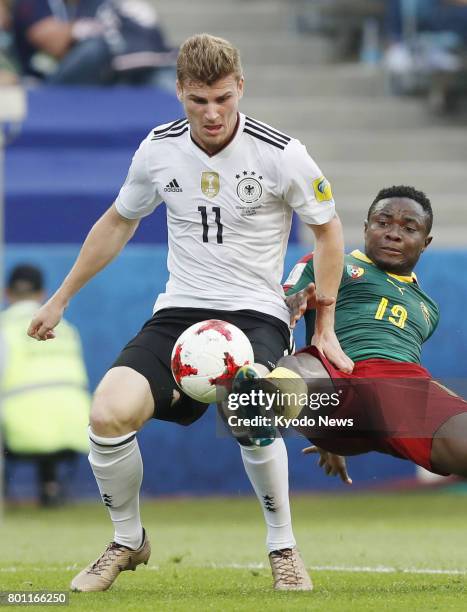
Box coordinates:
[115,113,336,324]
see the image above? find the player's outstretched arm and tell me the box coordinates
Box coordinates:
[303,445,352,485]
[27,204,139,341]
[309,215,353,373]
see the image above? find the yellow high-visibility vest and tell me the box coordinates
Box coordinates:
[1,301,90,454]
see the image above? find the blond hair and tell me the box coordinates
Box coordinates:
[177,34,243,86]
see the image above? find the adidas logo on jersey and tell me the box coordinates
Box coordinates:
[164,179,183,193]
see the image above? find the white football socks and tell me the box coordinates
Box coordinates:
[240,437,296,552]
[88,427,143,550]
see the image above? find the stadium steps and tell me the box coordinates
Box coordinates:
[241,96,438,130]
[324,161,467,196]
[244,65,387,97]
[292,128,467,162]
[228,36,342,66]
[154,1,289,34]
[154,0,343,65]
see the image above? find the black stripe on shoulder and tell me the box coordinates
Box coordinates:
[152,118,187,135]
[245,121,290,146]
[245,116,291,143]
[152,118,188,138]
[151,125,189,141]
[244,127,285,150]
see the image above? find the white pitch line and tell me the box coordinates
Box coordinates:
[310,566,467,576]
[210,563,467,576]
[0,564,466,576]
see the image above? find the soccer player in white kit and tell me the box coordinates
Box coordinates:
[28,34,352,593]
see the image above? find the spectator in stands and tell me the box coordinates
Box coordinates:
[387,0,467,44]
[0,0,18,84]
[385,0,467,81]
[11,0,176,88]
[0,0,10,34]
[1,264,90,506]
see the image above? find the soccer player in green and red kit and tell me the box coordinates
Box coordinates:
[266,185,467,482]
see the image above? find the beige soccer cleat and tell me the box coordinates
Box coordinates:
[70,531,151,592]
[268,547,313,591]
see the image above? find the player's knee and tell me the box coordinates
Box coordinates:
[90,389,143,436]
[432,437,467,478]
[277,354,314,380]
[446,440,467,477]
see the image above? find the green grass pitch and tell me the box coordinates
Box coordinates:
[1,492,467,611]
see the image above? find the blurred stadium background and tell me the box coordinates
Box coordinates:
[2,0,467,504]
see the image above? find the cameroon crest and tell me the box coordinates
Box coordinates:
[346,264,365,279]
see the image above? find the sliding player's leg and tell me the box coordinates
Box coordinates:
[429,383,467,476]
[278,352,329,380]
[256,350,335,418]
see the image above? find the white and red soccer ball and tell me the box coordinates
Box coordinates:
[171,319,254,403]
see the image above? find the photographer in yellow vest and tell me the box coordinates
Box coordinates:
[1,264,90,506]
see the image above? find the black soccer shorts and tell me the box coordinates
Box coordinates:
[111,307,293,426]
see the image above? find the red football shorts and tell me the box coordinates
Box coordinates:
[296,346,467,474]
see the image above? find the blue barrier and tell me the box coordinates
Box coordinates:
[9,87,183,149]
[5,87,177,244]
[4,245,466,497]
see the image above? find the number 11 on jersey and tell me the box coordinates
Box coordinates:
[198,206,223,244]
